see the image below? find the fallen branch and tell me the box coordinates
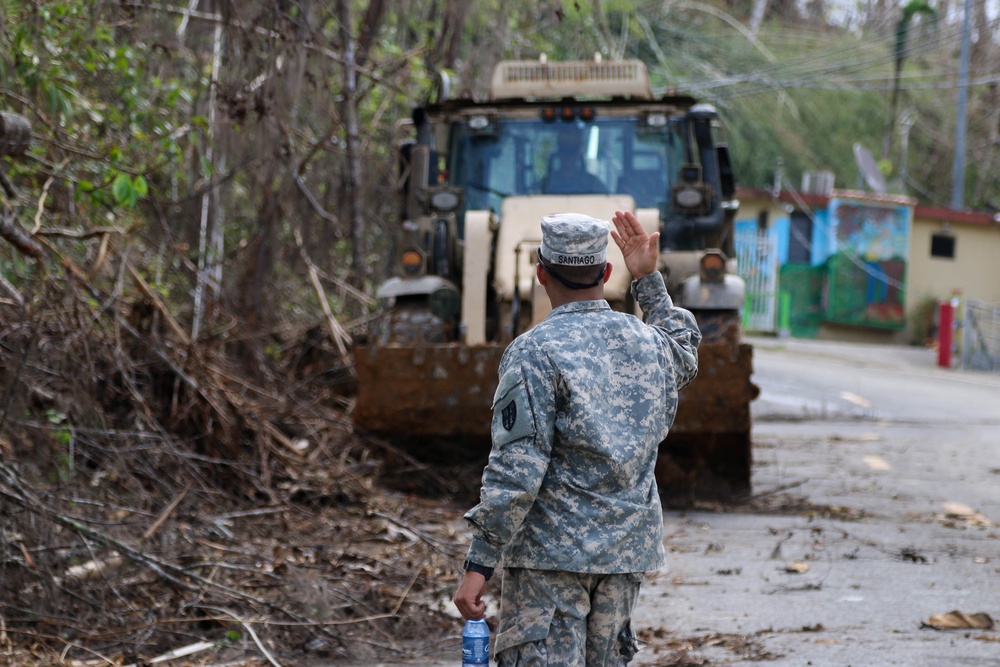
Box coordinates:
[127,262,192,346]
[0,460,268,606]
[124,640,215,667]
[143,483,192,540]
[373,511,460,556]
[0,271,24,306]
[199,560,426,630]
[292,225,351,358]
[31,174,55,234]
[263,421,309,457]
[0,210,42,257]
[750,479,806,500]
[201,608,284,667]
[60,553,125,585]
[1,627,117,666]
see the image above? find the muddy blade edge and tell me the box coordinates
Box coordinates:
[661,341,758,505]
[352,343,501,439]
[353,342,757,505]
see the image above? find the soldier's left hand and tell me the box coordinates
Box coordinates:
[454,570,488,620]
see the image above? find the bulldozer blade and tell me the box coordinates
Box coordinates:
[353,341,758,504]
[658,341,759,504]
[353,343,503,439]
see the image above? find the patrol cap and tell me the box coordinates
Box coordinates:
[538,213,610,267]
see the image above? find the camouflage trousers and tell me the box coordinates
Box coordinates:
[494,568,642,667]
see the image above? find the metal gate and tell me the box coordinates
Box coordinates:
[961,300,1000,372]
[734,227,779,334]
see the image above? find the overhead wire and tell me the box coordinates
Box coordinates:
[662,12,991,101]
[678,32,896,90]
[643,8,995,210]
[659,20,900,90]
[760,15,962,75]
[722,39,976,98]
[705,31,964,99]
[734,72,1000,92]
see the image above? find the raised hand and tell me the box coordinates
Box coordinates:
[611,210,660,279]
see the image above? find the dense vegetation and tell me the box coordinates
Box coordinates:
[2,1,998,313]
[1,1,999,664]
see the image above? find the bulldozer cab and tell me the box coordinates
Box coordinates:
[450,115,665,209]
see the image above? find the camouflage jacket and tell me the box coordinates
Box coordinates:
[464,271,701,573]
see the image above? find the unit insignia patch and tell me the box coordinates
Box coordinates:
[501,400,517,431]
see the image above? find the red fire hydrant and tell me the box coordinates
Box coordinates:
[937,300,954,368]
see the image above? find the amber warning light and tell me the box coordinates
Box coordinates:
[401,249,424,275]
[700,252,726,282]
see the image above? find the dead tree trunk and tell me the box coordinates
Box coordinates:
[339,0,365,286]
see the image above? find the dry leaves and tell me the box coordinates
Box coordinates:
[923,610,995,631]
[784,560,810,574]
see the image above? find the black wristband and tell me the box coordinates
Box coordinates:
[463,559,494,581]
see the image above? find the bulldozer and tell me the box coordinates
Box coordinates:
[353,58,758,504]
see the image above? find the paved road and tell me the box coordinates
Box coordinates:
[352,337,1000,666]
[632,336,1000,665]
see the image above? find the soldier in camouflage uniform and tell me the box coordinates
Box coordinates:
[454,210,701,666]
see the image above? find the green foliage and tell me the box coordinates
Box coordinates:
[112,173,149,208]
[45,408,72,447]
[612,8,892,191]
[43,408,74,482]
[1,1,196,221]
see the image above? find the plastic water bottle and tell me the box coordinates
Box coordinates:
[462,619,489,667]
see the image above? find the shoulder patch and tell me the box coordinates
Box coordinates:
[501,400,518,431]
[492,366,535,447]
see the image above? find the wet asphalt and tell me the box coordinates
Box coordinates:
[355,336,1000,666]
[631,336,1000,666]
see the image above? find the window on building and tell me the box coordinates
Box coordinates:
[930,233,955,259]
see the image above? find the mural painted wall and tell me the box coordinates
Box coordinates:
[734,188,1000,343]
[827,198,911,328]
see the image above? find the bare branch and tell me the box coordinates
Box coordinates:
[0,460,269,605]
[0,210,42,257]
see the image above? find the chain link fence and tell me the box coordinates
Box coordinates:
[962,300,1000,372]
[735,227,778,334]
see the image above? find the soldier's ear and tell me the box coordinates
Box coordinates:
[602,262,612,284]
[536,263,548,286]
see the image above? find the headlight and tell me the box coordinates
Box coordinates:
[467,115,497,135]
[675,187,705,209]
[644,112,668,127]
[430,190,460,212]
[468,115,490,130]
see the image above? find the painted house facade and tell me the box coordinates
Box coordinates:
[733,186,1000,348]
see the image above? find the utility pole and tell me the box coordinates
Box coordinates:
[899,110,915,194]
[951,0,972,210]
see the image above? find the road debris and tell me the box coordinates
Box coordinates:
[938,501,994,528]
[898,547,929,563]
[923,610,994,631]
[784,560,810,574]
[636,628,781,664]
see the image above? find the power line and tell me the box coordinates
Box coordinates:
[712,72,1000,95]
[668,15,989,102]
